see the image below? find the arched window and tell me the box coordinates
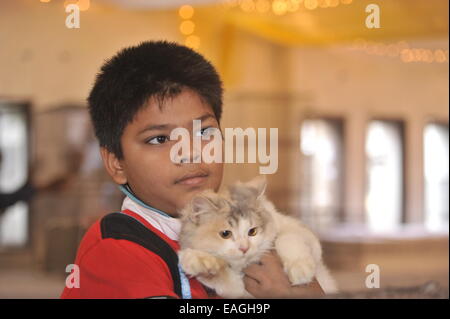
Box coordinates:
[0,101,30,247]
[424,122,449,232]
[365,120,404,233]
[300,118,344,232]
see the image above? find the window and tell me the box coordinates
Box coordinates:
[424,122,449,232]
[300,118,344,232]
[0,101,30,247]
[365,120,404,233]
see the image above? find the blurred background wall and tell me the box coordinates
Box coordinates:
[0,0,448,297]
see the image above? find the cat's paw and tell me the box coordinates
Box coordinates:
[179,249,226,277]
[283,258,316,286]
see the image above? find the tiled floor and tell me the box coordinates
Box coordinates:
[332,269,449,292]
[0,267,65,299]
[0,266,447,299]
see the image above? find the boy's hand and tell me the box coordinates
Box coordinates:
[243,251,325,298]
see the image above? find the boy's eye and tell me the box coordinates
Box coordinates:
[219,230,232,239]
[147,135,169,145]
[248,227,258,236]
[196,126,218,139]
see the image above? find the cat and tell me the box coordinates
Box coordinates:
[178,176,338,298]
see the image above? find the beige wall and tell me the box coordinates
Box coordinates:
[286,40,448,223]
[220,30,448,223]
[1,0,448,225]
[0,0,180,110]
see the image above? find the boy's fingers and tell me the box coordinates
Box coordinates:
[243,262,265,280]
[243,250,281,282]
[243,275,260,292]
[260,250,281,265]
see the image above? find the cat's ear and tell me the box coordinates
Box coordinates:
[228,175,267,203]
[186,191,227,224]
[191,194,216,212]
[245,175,267,199]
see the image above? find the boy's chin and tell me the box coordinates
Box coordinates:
[176,185,216,209]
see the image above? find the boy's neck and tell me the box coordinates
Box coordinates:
[118,184,176,218]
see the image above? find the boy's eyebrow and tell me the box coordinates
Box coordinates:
[194,113,216,124]
[138,123,173,134]
[138,113,216,134]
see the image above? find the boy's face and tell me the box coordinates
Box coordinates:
[101,88,223,216]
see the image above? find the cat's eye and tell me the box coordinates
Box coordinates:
[248,227,258,236]
[219,230,232,239]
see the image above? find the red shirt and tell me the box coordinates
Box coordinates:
[60,209,209,299]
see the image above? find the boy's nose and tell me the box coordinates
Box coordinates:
[177,152,200,164]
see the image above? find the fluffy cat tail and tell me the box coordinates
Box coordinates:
[316,263,339,295]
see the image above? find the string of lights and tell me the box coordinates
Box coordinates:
[40,0,91,11]
[178,5,200,50]
[223,0,353,15]
[350,38,449,64]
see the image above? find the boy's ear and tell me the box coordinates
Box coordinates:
[100,147,127,185]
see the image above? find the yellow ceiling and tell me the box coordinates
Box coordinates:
[219,0,448,46]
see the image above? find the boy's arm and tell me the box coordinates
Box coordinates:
[61,238,179,299]
[243,251,325,298]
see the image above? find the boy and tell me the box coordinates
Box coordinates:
[60,41,323,299]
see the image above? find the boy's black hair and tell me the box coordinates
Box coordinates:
[88,40,223,159]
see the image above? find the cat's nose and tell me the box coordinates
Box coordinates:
[239,246,249,254]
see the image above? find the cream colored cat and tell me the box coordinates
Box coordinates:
[178,176,338,298]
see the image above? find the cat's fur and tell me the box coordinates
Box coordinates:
[178,176,338,298]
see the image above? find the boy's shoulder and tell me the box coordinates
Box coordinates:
[76,211,178,262]
[62,211,180,299]
[76,214,104,260]
[63,210,210,299]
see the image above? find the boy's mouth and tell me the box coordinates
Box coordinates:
[175,171,209,186]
